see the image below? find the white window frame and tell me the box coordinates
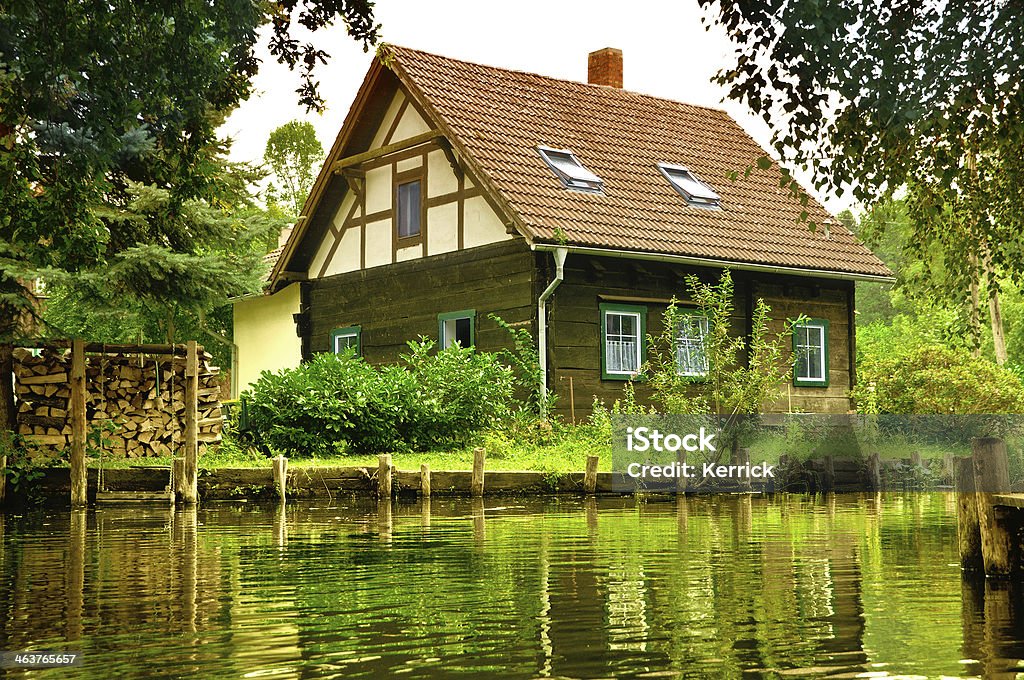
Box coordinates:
[538,145,604,193]
[438,310,475,349]
[675,313,709,377]
[657,162,721,208]
[793,321,827,385]
[601,305,645,379]
[332,326,360,355]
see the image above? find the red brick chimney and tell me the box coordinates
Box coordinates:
[588,48,623,88]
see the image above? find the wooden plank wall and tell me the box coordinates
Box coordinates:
[308,240,537,362]
[547,254,854,421]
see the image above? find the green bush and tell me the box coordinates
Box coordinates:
[244,340,515,456]
[853,344,1024,413]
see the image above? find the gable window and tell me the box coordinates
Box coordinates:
[397,178,422,239]
[438,310,475,349]
[676,313,709,377]
[657,163,721,208]
[793,319,829,386]
[538,146,604,193]
[601,303,646,379]
[331,326,361,356]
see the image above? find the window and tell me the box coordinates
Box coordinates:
[657,163,721,208]
[675,313,709,377]
[601,303,646,379]
[438,310,475,349]
[793,319,828,386]
[538,146,604,193]
[397,178,421,239]
[331,326,361,356]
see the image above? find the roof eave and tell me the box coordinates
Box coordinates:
[531,242,896,284]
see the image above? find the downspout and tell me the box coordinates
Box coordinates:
[537,247,568,419]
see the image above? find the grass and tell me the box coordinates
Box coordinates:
[88,425,614,473]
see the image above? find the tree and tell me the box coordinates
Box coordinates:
[637,271,797,464]
[0,1,379,430]
[643,270,796,417]
[264,121,325,215]
[700,2,1024,358]
[41,166,287,369]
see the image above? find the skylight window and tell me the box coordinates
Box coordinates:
[658,163,721,208]
[537,146,603,193]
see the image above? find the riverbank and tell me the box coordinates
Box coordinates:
[9,451,918,505]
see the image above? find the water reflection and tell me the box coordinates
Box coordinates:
[0,494,1020,678]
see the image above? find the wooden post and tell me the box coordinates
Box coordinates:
[943,453,957,483]
[822,454,835,493]
[568,376,576,424]
[955,456,983,572]
[420,463,431,497]
[377,453,392,499]
[584,455,599,494]
[973,437,1013,576]
[181,340,199,504]
[0,454,6,505]
[472,447,485,497]
[172,458,187,500]
[675,450,688,494]
[273,455,288,501]
[735,447,752,491]
[70,338,87,507]
[866,452,882,491]
[910,451,923,468]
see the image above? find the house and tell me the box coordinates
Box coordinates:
[233,45,892,418]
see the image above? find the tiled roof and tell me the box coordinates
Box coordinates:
[261,246,284,282]
[389,46,891,278]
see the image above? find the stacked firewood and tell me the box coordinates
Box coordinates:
[13,347,224,458]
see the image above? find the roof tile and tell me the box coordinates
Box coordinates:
[390,46,891,278]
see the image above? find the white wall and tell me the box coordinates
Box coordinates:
[233,284,302,393]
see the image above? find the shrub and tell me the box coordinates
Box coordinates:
[852,344,1024,413]
[244,341,515,456]
[398,339,515,449]
[246,351,397,456]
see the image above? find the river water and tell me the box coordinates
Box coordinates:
[0,493,1021,678]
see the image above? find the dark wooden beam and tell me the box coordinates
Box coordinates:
[331,130,442,173]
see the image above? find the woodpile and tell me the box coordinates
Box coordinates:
[13,346,223,458]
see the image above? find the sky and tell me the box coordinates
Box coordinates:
[221,0,854,215]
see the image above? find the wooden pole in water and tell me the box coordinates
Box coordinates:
[736,447,752,491]
[70,338,87,507]
[420,463,431,498]
[181,340,199,504]
[584,455,599,494]
[676,450,688,494]
[955,456,983,572]
[472,447,485,497]
[273,455,288,501]
[822,454,835,493]
[378,454,392,500]
[172,458,187,500]
[866,452,882,491]
[973,437,1014,576]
